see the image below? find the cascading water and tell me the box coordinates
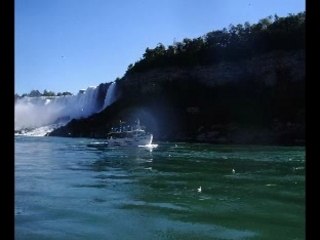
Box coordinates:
[15,82,118,136]
[102,82,117,109]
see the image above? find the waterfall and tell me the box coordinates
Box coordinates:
[15,85,106,134]
[15,81,119,136]
[102,82,117,109]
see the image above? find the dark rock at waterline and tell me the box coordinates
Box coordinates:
[49,50,305,145]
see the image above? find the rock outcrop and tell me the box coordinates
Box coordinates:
[50,50,305,145]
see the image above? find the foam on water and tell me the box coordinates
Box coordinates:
[15,83,118,135]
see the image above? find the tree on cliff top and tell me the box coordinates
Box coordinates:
[126,12,305,74]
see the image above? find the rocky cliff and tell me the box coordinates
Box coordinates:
[49,49,305,145]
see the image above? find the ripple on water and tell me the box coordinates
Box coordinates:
[15,137,305,240]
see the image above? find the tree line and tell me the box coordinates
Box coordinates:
[15,89,73,99]
[126,12,304,73]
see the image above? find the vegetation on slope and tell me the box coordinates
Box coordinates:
[126,12,304,73]
[50,12,305,145]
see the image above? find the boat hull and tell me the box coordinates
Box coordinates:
[107,134,153,147]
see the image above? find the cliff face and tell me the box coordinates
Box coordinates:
[120,50,304,91]
[50,50,305,145]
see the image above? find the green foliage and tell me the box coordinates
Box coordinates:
[19,90,73,97]
[29,90,42,97]
[43,89,56,96]
[57,91,73,96]
[126,12,305,74]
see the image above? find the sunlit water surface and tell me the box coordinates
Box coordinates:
[15,136,305,240]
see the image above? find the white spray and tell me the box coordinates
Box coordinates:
[15,83,119,135]
[102,82,117,109]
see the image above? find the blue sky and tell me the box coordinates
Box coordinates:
[15,0,305,95]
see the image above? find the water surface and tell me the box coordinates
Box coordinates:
[15,136,305,239]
